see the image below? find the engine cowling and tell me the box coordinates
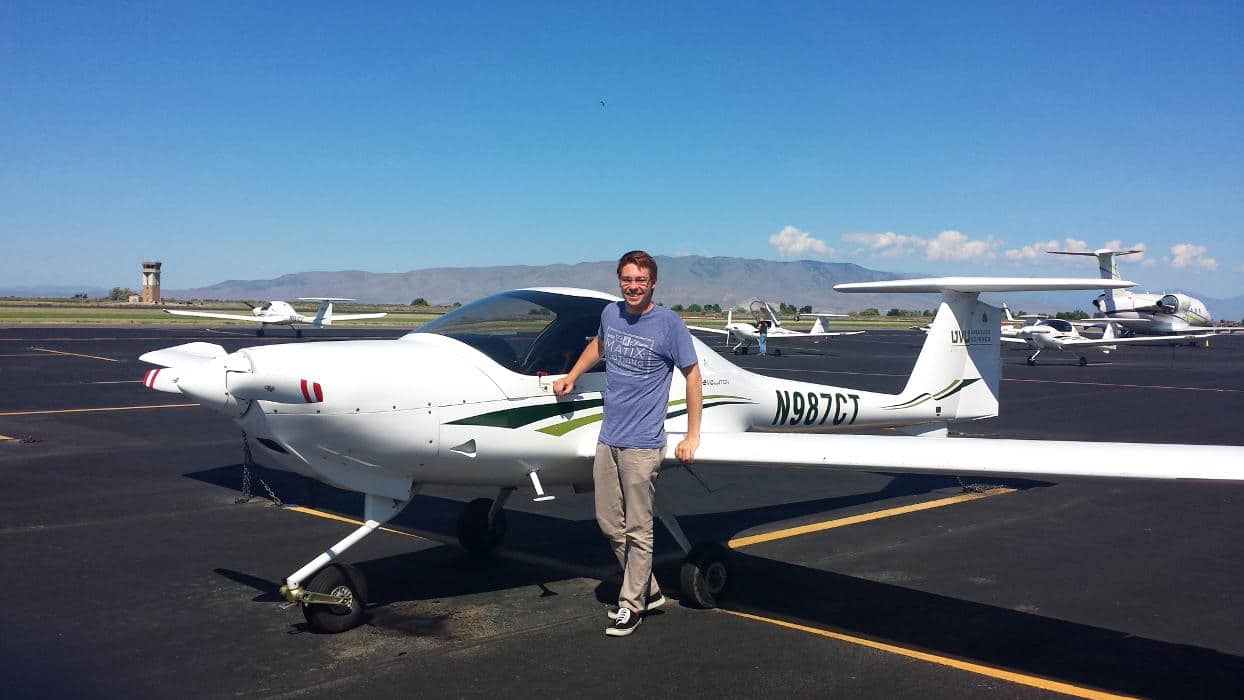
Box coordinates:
[1156,294,1190,315]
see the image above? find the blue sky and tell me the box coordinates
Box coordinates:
[3,2,1242,295]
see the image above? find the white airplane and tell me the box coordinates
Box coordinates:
[138,277,1244,633]
[163,298,386,337]
[1048,249,1219,337]
[688,300,863,355]
[1000,316,1195,366]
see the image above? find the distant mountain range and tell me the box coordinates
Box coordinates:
[7,255,1243,318]
[161,256,945,313]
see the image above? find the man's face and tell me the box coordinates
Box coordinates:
[618,262,655,311]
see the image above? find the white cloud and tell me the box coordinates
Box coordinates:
[843,229,999,261]
[924,230,1001,261]
[1102,240,1149,266]
[769,225,833,258]
[1169,243,1217,270]
[841,231,923,258]
[1003,238,1088,262]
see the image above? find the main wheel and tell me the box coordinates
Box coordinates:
[1026,357,1037,366]
[457,497,507,553]
[679,542,731,609]
[302,563,368,633]
[773,348,782,356]
[1078,356,1088,366]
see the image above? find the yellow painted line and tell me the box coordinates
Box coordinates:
[0,403,199,416]
[728,488,1015,548]
[0,434,13,441]
[719,609,1139,700]
[284,506,426,540]
[29,347,119,362]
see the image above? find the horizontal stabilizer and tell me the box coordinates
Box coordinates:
[665,433,1244,482]
[835,277,1134,294]
[139,342,226,368]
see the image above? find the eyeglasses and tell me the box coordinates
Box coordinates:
[619,277,651,285]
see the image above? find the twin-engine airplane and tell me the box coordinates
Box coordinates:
[688,300,862,355]
[140,277,1244,633]
[1048,249,1218,337]
[163,298,386,337]
[1000,317,1194,366]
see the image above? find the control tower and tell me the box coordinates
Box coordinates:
[141,261,162,303]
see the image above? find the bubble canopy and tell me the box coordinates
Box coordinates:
[410,289,615,376]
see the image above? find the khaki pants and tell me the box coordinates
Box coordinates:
[594,442,663,613]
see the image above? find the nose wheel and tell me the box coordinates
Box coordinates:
[1078,355,1088,366]
[301,563,368,633]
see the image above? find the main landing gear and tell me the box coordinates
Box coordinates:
[1026,350,1041,366]
[653,489,733,609]
[281,479,737,633]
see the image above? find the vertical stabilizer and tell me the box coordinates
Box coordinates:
[900,292,1001,422]
[312,301,334,327]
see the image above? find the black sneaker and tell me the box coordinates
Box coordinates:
[605,607,641,636]
[607,592,666,619]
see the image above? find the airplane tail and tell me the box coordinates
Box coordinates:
[1047,248,1142,281]
[1002,303,1016,323]
[806,313,847,334]
[313,301,334,326]
[836,277,1137,424]
[898,292,1001,422]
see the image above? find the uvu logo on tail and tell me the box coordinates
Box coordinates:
[950,310,993,346]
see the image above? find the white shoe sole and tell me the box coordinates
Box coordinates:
[605,618,641,636]
[607,594,666,619]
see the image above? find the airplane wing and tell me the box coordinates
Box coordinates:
[798,330,866,338]
[1000,337,1029,346]
[687,325,731,335]
[1058,335,1195,348]
[763,330,865,342]
[163,309,260,322]
[327,313,388,321]
[659,432,1244,482]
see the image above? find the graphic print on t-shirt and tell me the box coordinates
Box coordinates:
[604,326,657,377]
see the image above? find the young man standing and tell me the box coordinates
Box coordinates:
[553,250,702,637]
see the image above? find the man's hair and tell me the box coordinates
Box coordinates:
[617,250,658,282]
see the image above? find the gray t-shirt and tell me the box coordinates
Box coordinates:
[597,302,699,449]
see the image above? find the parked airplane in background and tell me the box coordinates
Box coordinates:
[1001,317,1194,366]
[164,298,386,336]
[138,276,1244,634]
[1048,249,1218,336]
[688,300,862,355]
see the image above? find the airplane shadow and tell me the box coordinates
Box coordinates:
[185,463,1241,695]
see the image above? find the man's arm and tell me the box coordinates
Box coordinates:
[552,336,603,398]
[675,362,701,463]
